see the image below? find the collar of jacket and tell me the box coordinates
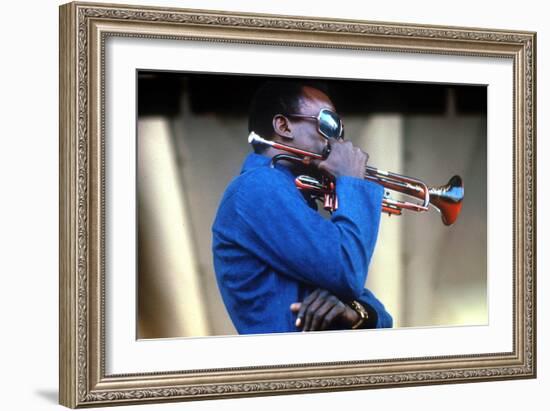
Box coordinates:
[240,152,296,181]
[240,152,318,210]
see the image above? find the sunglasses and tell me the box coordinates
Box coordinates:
[285,108,344,140]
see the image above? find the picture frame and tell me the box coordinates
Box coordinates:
[59,1,536,408]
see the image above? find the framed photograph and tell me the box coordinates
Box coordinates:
[59,1,536,408]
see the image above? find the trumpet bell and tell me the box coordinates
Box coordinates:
[429,175,464,226]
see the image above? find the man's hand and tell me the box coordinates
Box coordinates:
[290,288,360,331]
[318,140,368,179]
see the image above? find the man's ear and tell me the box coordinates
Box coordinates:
[272,114,294,141]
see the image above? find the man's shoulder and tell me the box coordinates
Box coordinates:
[229,165,292,197]
[213,165,294,229]
[216,165,296,219]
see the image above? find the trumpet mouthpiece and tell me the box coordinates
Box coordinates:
[248,132,273,148]
[248,132,260,144]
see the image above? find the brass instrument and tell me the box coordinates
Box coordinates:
[248,132,464,226]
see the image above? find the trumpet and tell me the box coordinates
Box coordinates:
[248,132,464,226]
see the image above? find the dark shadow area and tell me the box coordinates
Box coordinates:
[138,70,487,117]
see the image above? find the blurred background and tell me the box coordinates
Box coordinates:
[136,72,487,339]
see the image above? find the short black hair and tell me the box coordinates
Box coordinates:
[248,79,329,153]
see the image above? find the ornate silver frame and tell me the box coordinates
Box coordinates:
[59,1,536,408]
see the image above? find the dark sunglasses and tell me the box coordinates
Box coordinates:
[285,108,344,140]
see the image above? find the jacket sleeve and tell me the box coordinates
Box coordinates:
[231,169,384,301]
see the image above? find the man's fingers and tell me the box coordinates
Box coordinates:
[308,298,338,331]
[320,304,346,330]
[302,288,320,305]
[290,303,301,312]
[296,289,321,328]
[302,290,329,331]
[291,302,301,327]
[294,290,354,331]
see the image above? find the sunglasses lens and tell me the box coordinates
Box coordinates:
[319,110,343,140]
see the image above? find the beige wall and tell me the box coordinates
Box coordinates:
[401,114,487,327]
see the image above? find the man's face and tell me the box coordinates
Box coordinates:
[288,86,339,155]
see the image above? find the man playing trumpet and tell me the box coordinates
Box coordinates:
[212,80,392,334]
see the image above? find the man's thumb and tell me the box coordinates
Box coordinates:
[290,303,301,312]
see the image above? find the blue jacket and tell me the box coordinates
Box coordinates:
[212,152,393,334]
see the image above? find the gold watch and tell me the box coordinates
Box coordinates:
[349,300,369,329]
